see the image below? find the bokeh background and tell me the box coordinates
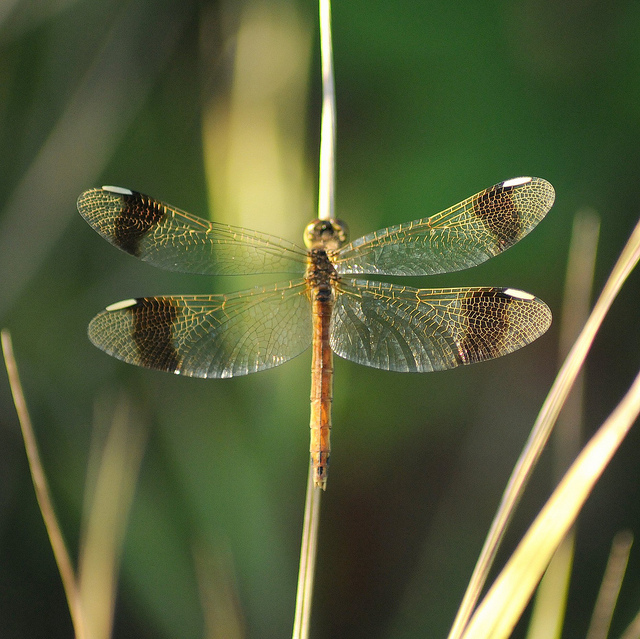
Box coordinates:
[1,0,639,637]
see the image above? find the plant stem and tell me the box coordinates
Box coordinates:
[292,1,335,636]
[1,330,87,639]
[292,464,323,639]
[317,0,336,222]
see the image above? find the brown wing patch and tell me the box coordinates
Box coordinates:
[88,298,182,373]
[456,288,550,365]
[128,298,182,371]
[472,183,522,250]
[457,290,512,363]
[113,192,166,257]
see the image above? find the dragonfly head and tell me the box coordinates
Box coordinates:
[303,218,349,251]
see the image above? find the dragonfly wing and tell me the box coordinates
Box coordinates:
[334,177,554,276]
[331,279,551,372]
[88,280,312,378]
[77,187,308,275]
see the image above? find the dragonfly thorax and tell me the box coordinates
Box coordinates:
[303,218,348,251]
[305,249,339,306]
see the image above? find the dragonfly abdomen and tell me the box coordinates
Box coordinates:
[309,286,334,490]
[306,249,339,489]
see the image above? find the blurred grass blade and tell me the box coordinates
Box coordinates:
[459,367,640,639]
[2,329,146,639]
[585,530,633,639]
[526,210,600,639]
[620,606,640,639]
[292,463,322,639]
[554,210,600,471]
[1,329,87,639]
[449,215,640,639]
[194,543,246,639]
[78,396,146,639]
[525,531,575,639]
[200,2,311,234]
[0,2,189,319]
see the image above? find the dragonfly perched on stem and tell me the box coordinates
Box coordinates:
[78,176,554,489]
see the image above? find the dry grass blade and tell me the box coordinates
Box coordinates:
[78,397,146,639]
[292,463,323,639]
[1,329,87,639]
[449,215,640,639]
[525,531,575,639]
[459,367,640,639]
[2,329,146,639]
[620,606,640,639]
[585,530,634,639]
[526,210,600,639]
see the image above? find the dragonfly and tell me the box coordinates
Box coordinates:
[77,176,554,489]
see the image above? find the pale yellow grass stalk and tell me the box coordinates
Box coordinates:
[526,210,600,639]
[2,329,87,639]
[77,397,146,639]
[292,0,336,636]
[2,329,146,639]
[450,214,640,639]
[584,530,634,639]
[459,368,640,639]
[619,604,640,639]
[292,464,323,639]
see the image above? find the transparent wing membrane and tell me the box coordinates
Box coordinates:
[80,178,554,378]
[88,281,312,378]
[77,187,308,275]
[331,280,551,372]
[334,177,554,276]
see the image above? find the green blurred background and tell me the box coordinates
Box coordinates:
[1,0,639,637]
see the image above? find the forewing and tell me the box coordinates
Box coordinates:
[334,177,554,276]
[88,281,312,378]
[331,279,551,372]
[77,187,308,275]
